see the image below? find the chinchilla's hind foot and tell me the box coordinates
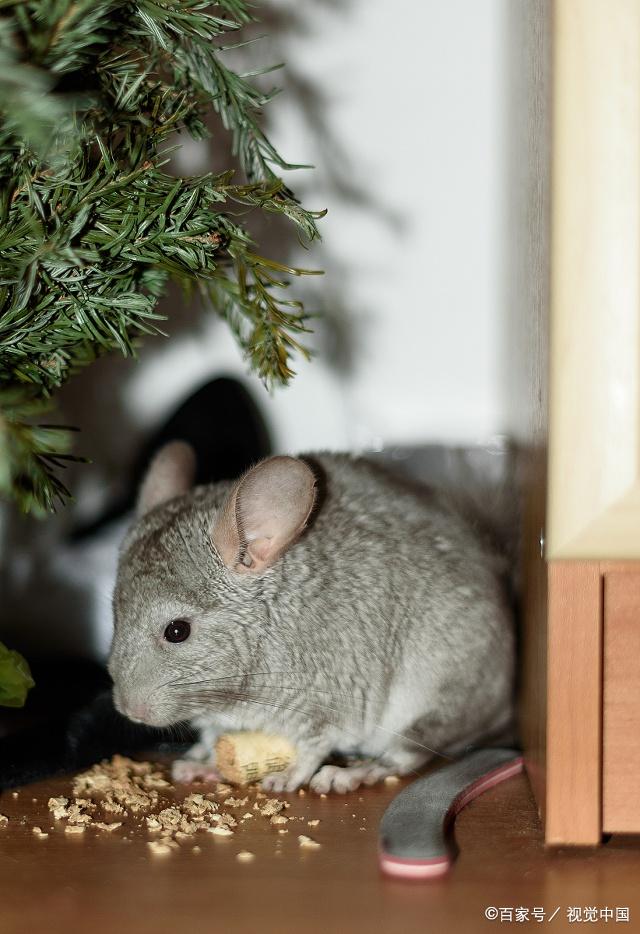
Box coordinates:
[309,747,433,794]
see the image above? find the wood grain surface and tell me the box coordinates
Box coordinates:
[546,561,602,845]
[1,762,640,934]
[603,572,640,833]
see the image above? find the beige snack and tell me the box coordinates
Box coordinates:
[215,732,296,785]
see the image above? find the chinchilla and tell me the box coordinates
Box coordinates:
[108,441,515,793]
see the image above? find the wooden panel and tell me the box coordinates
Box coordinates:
[548,0,640,560]
[603,571,640,832]
[546,561,602,844]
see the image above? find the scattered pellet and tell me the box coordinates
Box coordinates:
[384,775,400,785]
[307,819,320,827]
[236,850,255,862]
[298,834,321,849]
[225,796,248,808]
[257,798,287,817]
[148,840,172,856]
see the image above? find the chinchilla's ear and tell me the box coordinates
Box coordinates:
[137,440,196,516]
[212,456,316,573]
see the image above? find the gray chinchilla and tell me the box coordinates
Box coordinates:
[108,442,515,793]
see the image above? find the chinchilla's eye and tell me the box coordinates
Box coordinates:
[164,619,191,643]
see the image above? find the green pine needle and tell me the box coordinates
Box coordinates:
[0,0,324,514]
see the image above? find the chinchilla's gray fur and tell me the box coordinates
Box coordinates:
[109,452,515,793]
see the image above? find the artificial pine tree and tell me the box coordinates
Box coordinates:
[0,0,323,516]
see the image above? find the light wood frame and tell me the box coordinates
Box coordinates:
[522,0,640,845]
[548,0,640,561]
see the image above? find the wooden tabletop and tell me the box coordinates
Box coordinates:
[1,764,640,934]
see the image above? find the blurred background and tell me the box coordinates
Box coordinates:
[0,0,547,669]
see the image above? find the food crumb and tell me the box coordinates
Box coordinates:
[48,796,70,820]
[270,814,288,825]
[0,814,8,825]
[278,829,288,834]
[192,846,201,854]
[307,819,320,827]
[225,796,248,808]
[32,826,48,838]
[236,850,255,862]
[94,822,122,832]
[257,798,287,817]
[64,825,85,835]
[298,834,321,850]
[148,841,172,856]
[11,792,18,799]
[384,775,400,785]
[298,788,306,797]
[320,793,327,799]
[208,825,234,837]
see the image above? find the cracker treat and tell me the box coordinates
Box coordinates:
[215,732,296,785]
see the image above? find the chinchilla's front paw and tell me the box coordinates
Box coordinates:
[171,758,221,784]
[261,762,318,793]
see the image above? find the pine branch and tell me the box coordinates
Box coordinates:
[0,0,324,514]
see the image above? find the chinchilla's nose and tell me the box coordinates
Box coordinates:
[114,689,151,723]
[125,701,151,723]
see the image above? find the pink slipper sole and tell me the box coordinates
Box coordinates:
[379,749,524,880]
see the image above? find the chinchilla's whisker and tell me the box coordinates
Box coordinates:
[280,691,453,762]
[169,674,364,705]
[179,685,452,764]
[172,668,360,698]
[175,678,449,760]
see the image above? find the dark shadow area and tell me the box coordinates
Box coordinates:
[0,376,272,786]
[71,376,271,540]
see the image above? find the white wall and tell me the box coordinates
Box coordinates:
[127,0,512,456]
